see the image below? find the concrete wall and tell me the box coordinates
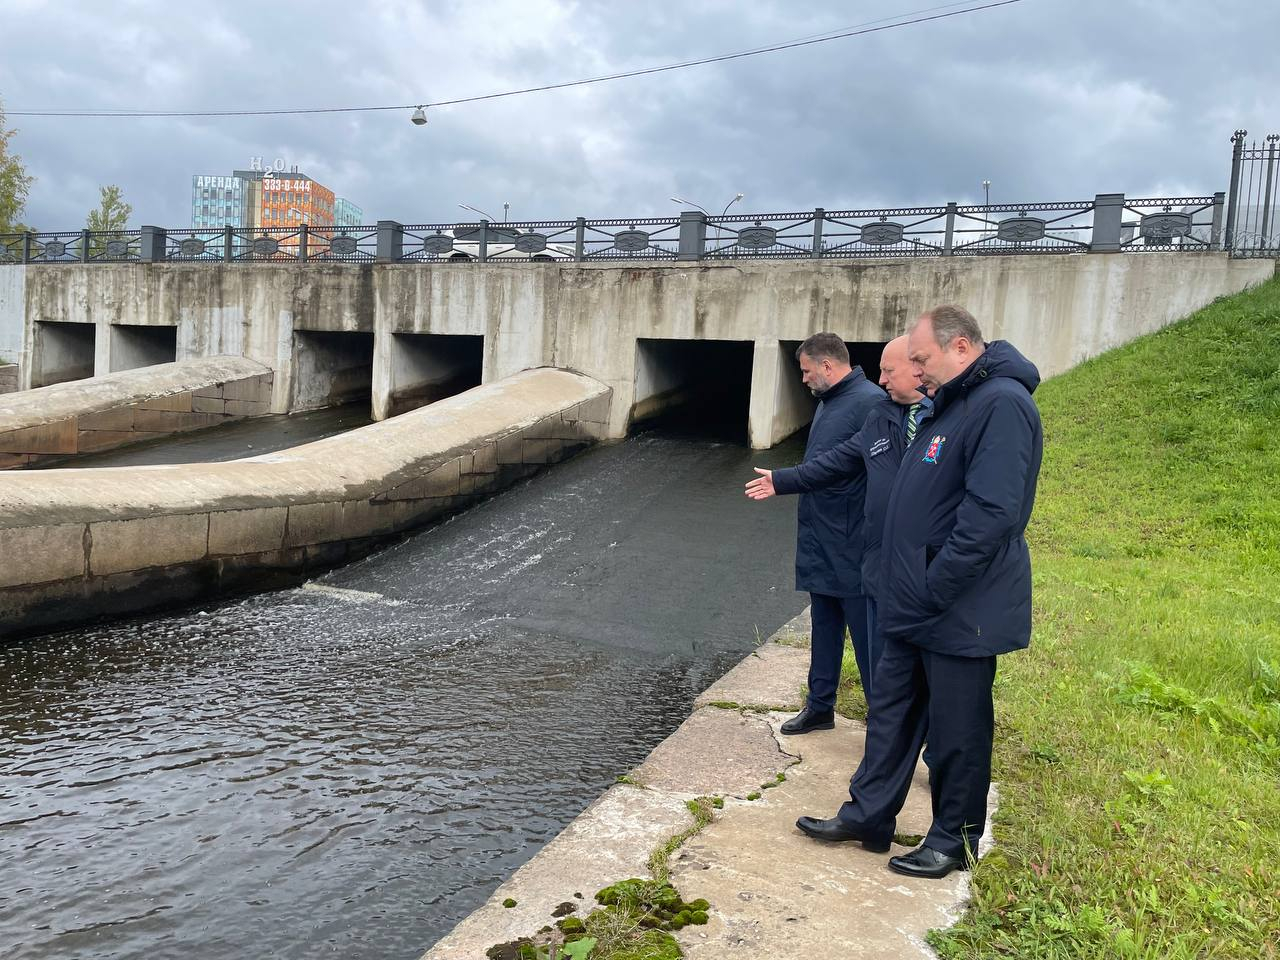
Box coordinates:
[0,356,273,469]
[13,254,1274,448]
[0,364,19,395]
[0,368,610,636]
[0,266,23,371]
[377,332,483,419]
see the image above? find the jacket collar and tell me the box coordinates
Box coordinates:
[817,366,866,401]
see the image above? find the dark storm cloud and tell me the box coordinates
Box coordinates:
[0,0,1275,230]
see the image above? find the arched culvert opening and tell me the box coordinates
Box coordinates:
[108,323,178,373]
[32,320,96,387]
[385,333,484,417]
[631,338,754,443]
[291,330,375,413]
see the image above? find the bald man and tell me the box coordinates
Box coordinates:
[747,336,934,706]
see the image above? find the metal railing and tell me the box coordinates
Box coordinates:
[1225,131,1280,257]
[0,192,1231,267]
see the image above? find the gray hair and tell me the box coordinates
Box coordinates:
[919,305,984,348]
[795,332,849,365]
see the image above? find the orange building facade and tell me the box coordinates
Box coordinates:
[258,175,336,228]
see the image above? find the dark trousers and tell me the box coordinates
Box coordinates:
[807,593,874,711]
[836,634,996,859]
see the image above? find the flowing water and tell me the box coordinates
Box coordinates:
[0,427,808,960]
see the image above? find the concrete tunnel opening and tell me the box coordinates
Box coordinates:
[32,320,97,387]
[291,330,375,413]
[108,323,178,373]
[385,333,484,417]
[630,338,755,443]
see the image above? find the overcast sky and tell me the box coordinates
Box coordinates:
[1,0,1277,230]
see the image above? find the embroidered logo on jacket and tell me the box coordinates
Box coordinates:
[922,435,947,464]
[868,437,892,457]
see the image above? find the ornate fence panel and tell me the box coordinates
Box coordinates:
[1226,131,1280,258]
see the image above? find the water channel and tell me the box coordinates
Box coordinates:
[0,424,809,960]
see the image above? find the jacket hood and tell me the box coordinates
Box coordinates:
[936,340,1040,408]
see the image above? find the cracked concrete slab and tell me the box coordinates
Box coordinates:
[668,705,989,959]
[693,641,808,713]
[632,707,796,798]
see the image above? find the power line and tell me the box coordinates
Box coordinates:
[9,0,1024,119]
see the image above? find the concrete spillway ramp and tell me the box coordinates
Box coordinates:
[0,367,611,636]
[0,356,275,469]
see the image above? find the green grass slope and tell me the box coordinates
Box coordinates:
[924,275,1280,958]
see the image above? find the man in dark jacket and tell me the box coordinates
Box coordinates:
[776,332,884,735]
[790,305,1043,879]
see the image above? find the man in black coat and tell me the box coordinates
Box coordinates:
[775,332,885,735]
[788,306,1043,879]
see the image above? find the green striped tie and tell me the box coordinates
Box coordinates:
[906,403,921,444]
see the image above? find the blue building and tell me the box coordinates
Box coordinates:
[191,174,250,228]
[334,197,363,227]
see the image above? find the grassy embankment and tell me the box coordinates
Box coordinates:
[835,274,1280,958]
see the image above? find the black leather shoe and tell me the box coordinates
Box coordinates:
[795,816,891,853]
[780,707,835,735]
[887,845,968,878]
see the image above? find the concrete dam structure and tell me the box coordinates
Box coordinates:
[1,252,1270,450]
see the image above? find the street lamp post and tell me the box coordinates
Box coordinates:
[982,180,992,241]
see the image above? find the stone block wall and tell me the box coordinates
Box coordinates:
[0,368,611,637]
[0,370,273,470]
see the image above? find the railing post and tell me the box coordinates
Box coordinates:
[223,226,234,262]
[942,202,957,255]
[1224,129,1247,253]
[1210,191,1226,250]
[677,210,706,261]
[1089,194,1125,253]
[80,229,91,262]
[1260,134,1278,249]
[477,219,489,263]
[810,208,825,259]
[22,232,32,264]
[574,217,586,262]
[140,226,166,262]
[376,220,403,263]
[298,223,309,263]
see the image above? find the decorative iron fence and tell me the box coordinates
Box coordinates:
[1225,131,1280,257]
[0,191,1235,267]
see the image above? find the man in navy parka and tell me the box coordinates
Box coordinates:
[789,306,1043,878]
[778,333,885,736]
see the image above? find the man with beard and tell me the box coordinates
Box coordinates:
[774,332,884,736]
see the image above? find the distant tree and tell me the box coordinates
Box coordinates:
[85,185,132,257]
[0,100,36,237]
[86,184,132,233]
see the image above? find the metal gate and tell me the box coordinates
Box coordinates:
[1226,130,1280,257]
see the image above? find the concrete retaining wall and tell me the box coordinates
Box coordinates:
[0,367,611,637]
[0,356,273,469]
[0,364,17,395]
[13,254,1274,448]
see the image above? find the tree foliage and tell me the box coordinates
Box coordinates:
[86,184,132,233]
[0,100,35,234]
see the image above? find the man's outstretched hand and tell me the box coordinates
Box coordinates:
[745,468,776,500]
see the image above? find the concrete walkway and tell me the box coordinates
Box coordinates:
[420,612,994,959]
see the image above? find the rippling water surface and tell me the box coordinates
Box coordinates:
[0,430,806,960]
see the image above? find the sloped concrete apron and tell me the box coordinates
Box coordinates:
[420,612,996,959]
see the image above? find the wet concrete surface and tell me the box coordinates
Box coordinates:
[0,425,809,960]
[30,401,375,469]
